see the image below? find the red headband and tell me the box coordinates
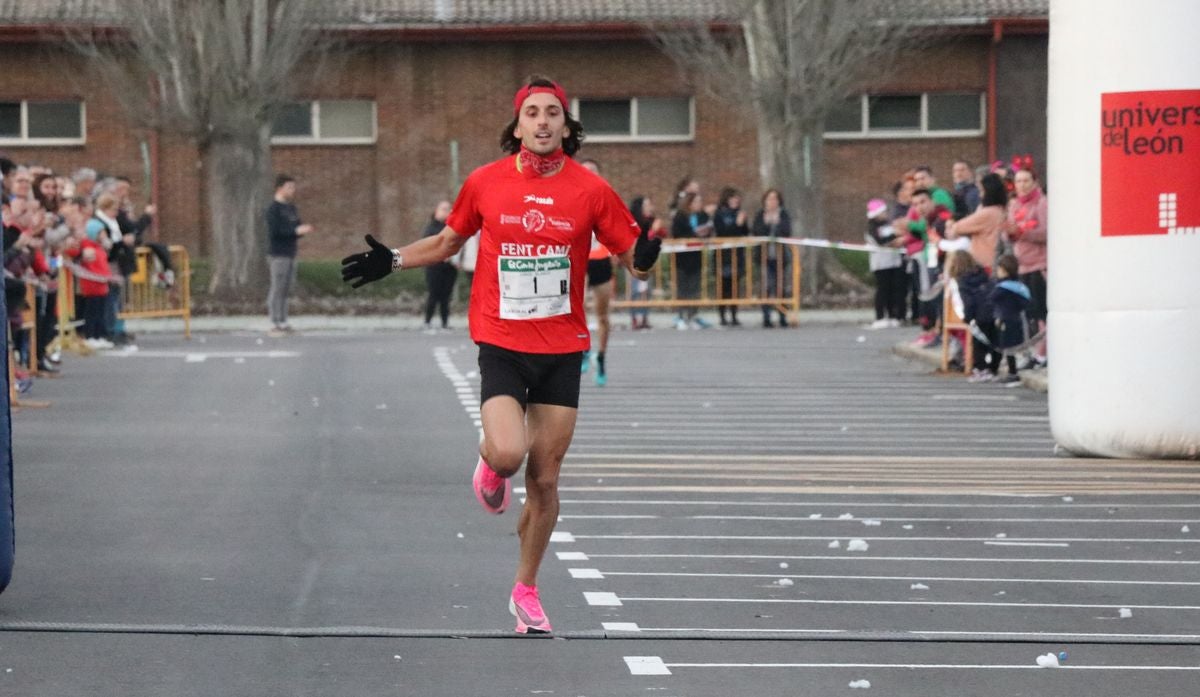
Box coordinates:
[512,82,568,116]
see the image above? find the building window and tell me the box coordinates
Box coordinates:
[824,92,985,139]
[0,100,85,144]
[271,100,376,144]
[573,97,693,142]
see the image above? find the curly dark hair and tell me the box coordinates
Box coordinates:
[500,77,585,156]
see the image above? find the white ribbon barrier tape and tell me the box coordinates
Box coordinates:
[658,237,876,254]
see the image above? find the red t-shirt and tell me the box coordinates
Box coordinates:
[446,155,639,354]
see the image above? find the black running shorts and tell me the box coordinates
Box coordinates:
[586,258,614,287]
[478,342,584,410]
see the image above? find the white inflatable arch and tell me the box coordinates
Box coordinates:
[1048,0,1200,458]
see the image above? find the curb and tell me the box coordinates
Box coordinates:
[892,341,1048,393]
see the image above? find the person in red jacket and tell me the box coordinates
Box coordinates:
[60,196,114,347]
[341,77,661,635]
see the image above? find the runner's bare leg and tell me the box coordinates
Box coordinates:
[480,396,527,478]
[515,403,577,586]
[593,279,612,356]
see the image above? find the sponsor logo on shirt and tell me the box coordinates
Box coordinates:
[501,210,553,233]
[521,209,546,233]
[548,216,575,232]
[524,194,555,206]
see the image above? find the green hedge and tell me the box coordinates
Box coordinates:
[831,248,874,286]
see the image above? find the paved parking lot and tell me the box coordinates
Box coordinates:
[3,325,1197,695]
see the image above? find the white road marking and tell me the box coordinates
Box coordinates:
[912,630,1200,640]
[556,511,662,515]
[624,656,671,675]
[593,571,1200,587]
[985,541,1071,547]
[559,499,1200,510]
[571,534,1192,544]
[603,622,641,631]
[583,553,1200,566]
[569,568,605,579]
[687,515,1197,524]
[549,531,575,543]
[633,626,847,635]
[110,350,300,360]
[660,662,1200,671]
[433,346,483,437]
[555,551,589,561]
[619,596,1200,611]
[584,592,622,606]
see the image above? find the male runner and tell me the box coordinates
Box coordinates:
[341,77,661,634]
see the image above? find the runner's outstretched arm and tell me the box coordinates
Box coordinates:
[341,227,467,288]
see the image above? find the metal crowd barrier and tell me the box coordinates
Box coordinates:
[118,245,192,337]
[611,237,803,323]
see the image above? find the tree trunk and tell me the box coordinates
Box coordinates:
[205,131,272,298]
[759,120,829,298]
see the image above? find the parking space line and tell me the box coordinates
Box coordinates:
[912,630,1200,640]
[618,596,1200,611]
[583,553,1200,565]
[584,592,622,606]
[560,472,1200,483]
[624,656,671,675]
[593,571,1200,587]
[564,454,1158,465]
[553,484,1200,494]
[653,661,1200,671]
[612,625,1200,641]
[686,515,1196,523]
[985,541,1071,547]
[572,533,1196,543]
[559,511,662,515]
[559,499,1200,509]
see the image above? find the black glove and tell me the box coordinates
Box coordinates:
[341,234,394,289]
[632,234,662,273]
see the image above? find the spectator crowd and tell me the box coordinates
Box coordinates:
[865,156,1049,384]
[2,155,168,395]
[4,150,1048,399]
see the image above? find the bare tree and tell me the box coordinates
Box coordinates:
[66,0,336,297]
[655,1,926,296]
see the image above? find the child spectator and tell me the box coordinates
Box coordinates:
[63,197,115,349]
[990,254,1031,385]
[945,250,997,381]
[866,198,905,328]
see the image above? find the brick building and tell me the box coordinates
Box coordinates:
[0,1,1047,258]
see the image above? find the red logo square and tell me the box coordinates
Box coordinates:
[1100,90,1200,237]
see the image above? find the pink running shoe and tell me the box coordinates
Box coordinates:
[509,582,552,634]
[472,457,511,514]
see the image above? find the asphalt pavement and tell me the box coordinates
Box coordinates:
[4,321,1198,696]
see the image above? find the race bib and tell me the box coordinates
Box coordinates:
[498,255,571,320]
